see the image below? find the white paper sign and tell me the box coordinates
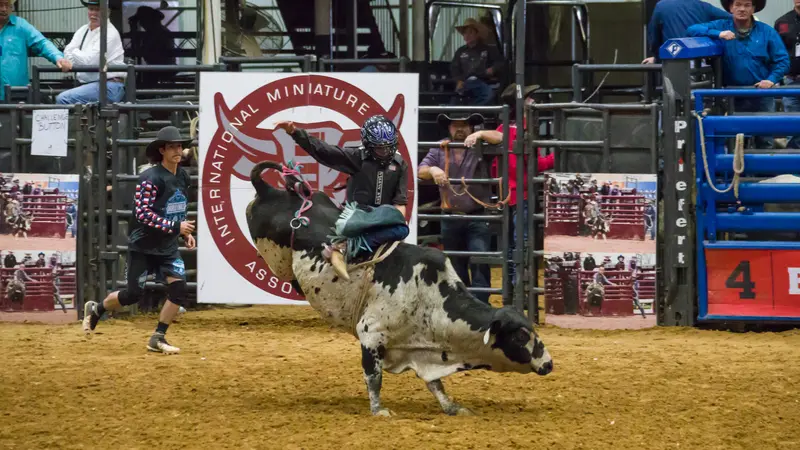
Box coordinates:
[31,109,69,157]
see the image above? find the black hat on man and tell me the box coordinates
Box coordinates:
[437,112,484,129]
[500,83,541,105]
[720,0,765,12]
[145,126,191,163]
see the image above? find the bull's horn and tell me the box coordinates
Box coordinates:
[330,250,350,281]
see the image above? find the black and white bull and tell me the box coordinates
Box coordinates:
[246,161,553,417]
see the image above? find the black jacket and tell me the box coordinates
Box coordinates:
[775,10,800,77]
[128,164,190,256]
[291,128,409,207]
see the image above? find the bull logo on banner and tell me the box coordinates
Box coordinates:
[202,74,415,301]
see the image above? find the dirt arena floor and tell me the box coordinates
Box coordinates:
[2,305,800,450]
[0,234,76,252]
[545,235,656,254]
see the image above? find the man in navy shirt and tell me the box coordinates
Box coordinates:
[688,0,789,148]
[644,0,731,63]
[82,126,196,355]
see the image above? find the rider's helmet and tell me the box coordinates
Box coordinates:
[360,115,398,166]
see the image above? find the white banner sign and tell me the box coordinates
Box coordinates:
[197,72,419,305]
[31,109,69,157]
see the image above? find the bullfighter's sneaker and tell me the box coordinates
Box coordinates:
[147,332,180,355]
[82,301,100,334]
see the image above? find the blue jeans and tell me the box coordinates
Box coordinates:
[733,96,775,149]
[56,80,126,105]
[507,201,529,288]
[453,77,493,106]
[783,77,800,149]
[441,220,491,303]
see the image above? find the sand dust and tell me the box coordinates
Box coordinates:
[1,305,799,450]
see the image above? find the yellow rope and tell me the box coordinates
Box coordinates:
[693,110,745,202]
[347,241,400,335]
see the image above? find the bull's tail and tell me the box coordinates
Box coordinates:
[250,160,283,198]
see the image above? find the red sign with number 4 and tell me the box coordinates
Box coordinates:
[706,249,800,317]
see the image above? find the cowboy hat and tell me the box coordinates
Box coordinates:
[500,83,542,105]
[145,126,192,162]
[720,0,765,12]
[437,112,484,129]
[455,18,489,41]
[80,0,121,9]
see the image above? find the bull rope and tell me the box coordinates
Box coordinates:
[280,161,315,246]
[693,110,745,205]
[439,140,511,211]
[346,240,400,335]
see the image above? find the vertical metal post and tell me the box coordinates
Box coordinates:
[399,57,407,73]
[526,103,539,324]
[126,65,136,103]
[75,107,87,319]
[99,0,109,107]
[660,60,696,327]
[351,0,358,59]
[412,0,425,61]
[399,0,409,58]
[500,104,511,306]
[601,109,611,172]
[649,103,658,173]
[572,64,582,102]
[9,109,18,172]
[3,85,10,104]
[31,66,40,104]
[513,0,526,313]
[196,0,204,62]
[97,112,108,298]
[86,106,98,303]
[110,118,120,289]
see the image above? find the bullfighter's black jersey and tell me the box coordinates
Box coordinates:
[291,128,409,207]
[128,164,190,256]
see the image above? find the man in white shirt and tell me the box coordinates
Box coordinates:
[56,0,126,104]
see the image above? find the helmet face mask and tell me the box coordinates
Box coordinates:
[361,115,399,165]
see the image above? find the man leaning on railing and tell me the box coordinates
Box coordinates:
[56,0,126,105]
[0,0,71,102]
[687,0,789,149]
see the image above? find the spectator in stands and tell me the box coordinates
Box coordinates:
[643,0,730,64]
[688,0,789,149]
[418,112,492,303]
[3,251,15,268]
[775,4,800,148]
[0,0,72,101]
[34,252,45,268]
[450,18,502,106]
[463,83,555,293]
[614,255,626,271]
[57,0,126,105]
[360,41,398,73]
[583,254,597,271]
[128,6,175,88]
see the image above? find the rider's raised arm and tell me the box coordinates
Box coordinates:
[290,128,363,176]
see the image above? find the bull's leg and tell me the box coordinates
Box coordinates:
[426,379,473,416]
[360,341,393,417]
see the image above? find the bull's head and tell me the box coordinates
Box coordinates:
[479,307,553,376]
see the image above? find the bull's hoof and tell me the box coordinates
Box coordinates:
[372,408,395,417]
[444,405,474,416]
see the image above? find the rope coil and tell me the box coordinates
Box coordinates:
[439,140,511,211]
[693,110,745,204]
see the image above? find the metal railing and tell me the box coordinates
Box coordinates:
[318,57,410,72]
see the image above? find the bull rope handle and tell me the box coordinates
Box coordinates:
[694,110,745,202]
[281,161,315,229]
[439,140,511,211]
